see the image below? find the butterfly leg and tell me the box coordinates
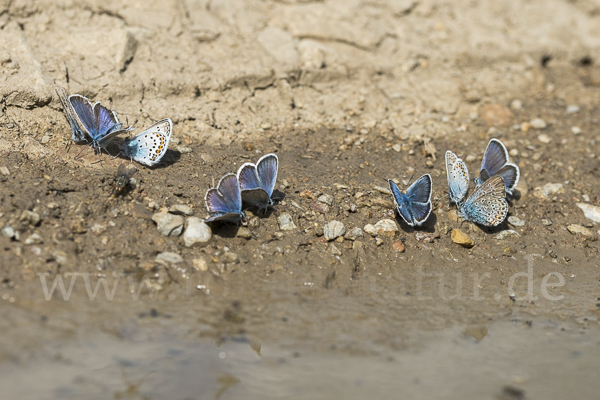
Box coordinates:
[73,145,91,162]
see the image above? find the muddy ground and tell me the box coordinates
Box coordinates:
[1,1,600,399]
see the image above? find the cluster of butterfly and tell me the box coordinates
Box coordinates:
[203,154,280,223]
[56,88,173,166]
[388,139,519,228]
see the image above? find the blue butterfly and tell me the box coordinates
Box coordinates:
[203,173,246,223]
[120,119,172,166]
[68,94,134,155]
[237,153,279,212]
[474,139,520,195]
[388,174,433,227]
[459,175,508,227]
[55,87,87,143]
[445,150,470,205]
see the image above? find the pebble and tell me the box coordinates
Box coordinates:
[373,186,391,195]
[392,240,405,252]
[41,135,51,144]
[414,232,440,242]
[537,133,551,144]
[371,198,394,208]
[220,250,240,264]
[169,204,194,216]
[329,244,342,256]
[494,230,521,240]
[155,252,184,266]
[576,203,600,223]
[90,223,107,235]
[192,258,208,272]
[0,166,9,176]
[152,212,184,236]
[533,183,564,199]
[375,238,384,246]
[392,144,402,152]
[324,220,346,241]
[571,126,581,135]
[20,210,41,226]
[314,225,324,236]
[566,105,580,114]
[1,226,15,239]
[567,224,597,241]
[364,219,398,237]
[24,233,43,245]
[311,200,330,214]
[510,99,523,110]
[530,118,547,129]
[344,227,363,241]
[508,216,525,227]
[236,227,252,239]
[183,217,212,246]
[317,194,333,206]
[278,213,297,231]
[451,229,474,248]
[465,154,477,163]
[541,219,552,226]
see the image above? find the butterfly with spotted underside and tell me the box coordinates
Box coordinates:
[459,175,508,227]
[120,119,172,167]
[445,150,470,205]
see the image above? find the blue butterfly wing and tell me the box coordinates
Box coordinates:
[494,164,519,193]
[216,173,242,212]
[256,153,278,197]
[406,174,432,204]
[204,174,243,222]
[122,119,172,166]
[69,95,96,137]
[388,179,415,226]
[237,163,262,191]
[94,103,120,138]
[409,201,432,225]
[481,139,509,177]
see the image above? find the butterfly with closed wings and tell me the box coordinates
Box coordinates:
[237,153,279,213]
[459,175,508,227]
[120,119,173,167]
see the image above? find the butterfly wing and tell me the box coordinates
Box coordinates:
[448,159,469,204]
[204,174,243,222]
[240,188,271,208]
[69,95,96,136]
[122,119,172,166]
[256,153,278,197]
[445,150,457,186]
[494,163,520,193]
[409,201,432,226]
[460,175,508,227]
[388,179,414,226]
[237,163,262,190]
[406,174,432,204]
[56,88,86,142]
[480,138,509,177]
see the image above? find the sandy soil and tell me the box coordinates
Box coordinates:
[1,0,600,399]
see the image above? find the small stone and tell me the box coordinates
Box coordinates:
[375,238,384,246]
[349,203,358,213]
[70,219,87,234]
[248,216,260,229]
[0,166,9,176]
[155,252,183,266]
[314,225,324,236]
[465,154,477,163]
[373,186,392,195]
[537,133,551,144]
[41,135,51,144]
[451,229,474,248]
[153,212,184,236]
[235,227,252,239]
[392,240,405,252]
[567,224,598,241]
[371,198,394,208]
[324,220,346,241]
[447,209,460,223]
[510,99,523,110]
[278,213,297,231]
[566,105,580,114]
[311,199,330,214]
[24,233,43,245]
[508,216,525,227]
[90,223,107,235]
[392,144,401,152]
[509,149,518,157]
[183,217,212,246]
[364,219,398,237]
[494,230,521,240]
[329,244,342,256]
[576,203,600,223]
[192,258,208,272]
[1,226,15,239]
[530,118,547,129]
[19,210,41,226]
[533,183,564,199]
[169,204,194,216]
[541,219,552,226]
[571,126,582,135]
[317,194,333,206]
[414,232,440,242]
[344,227,363,241]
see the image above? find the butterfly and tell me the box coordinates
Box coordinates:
[445,150,470,205]
[120,119,173,166]
[459,175,508,227]
[387,174,433,227]
[474,139,520,195]
[55,87,87,143]
[112,164,137,196]
[237,153,279,212]
[203,173,246,223]
[68,94,134,154]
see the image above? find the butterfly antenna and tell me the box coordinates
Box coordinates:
[407,172,416,186]
[73,145,90,162]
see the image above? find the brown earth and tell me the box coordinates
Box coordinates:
[1,1,600,399]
